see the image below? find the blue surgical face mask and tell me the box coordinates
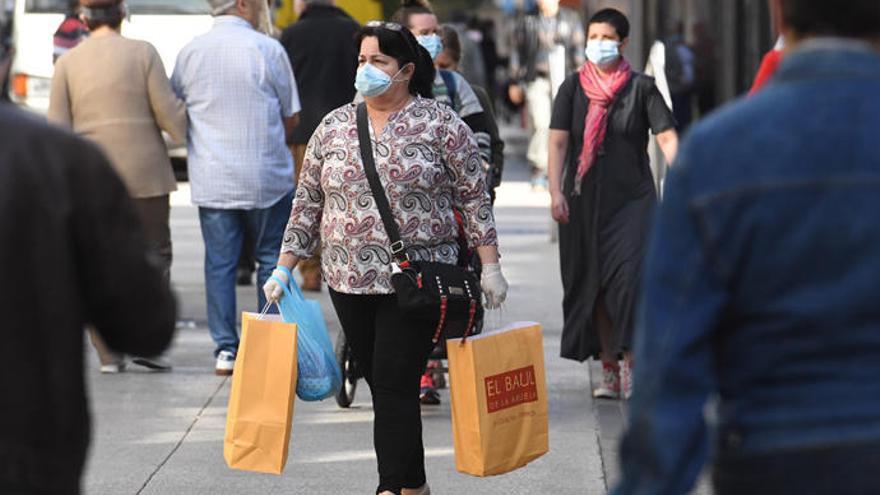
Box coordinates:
[354,63,406,98]
[417,34,444,60]
[586,39,621,68]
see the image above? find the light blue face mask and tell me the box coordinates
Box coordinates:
[354,63,406,97]
[586,39,621,68]
[417,34,444,60]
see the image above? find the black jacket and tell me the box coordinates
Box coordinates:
[0,107,176,494]
[471,84,504,190]
[280,5,360,145]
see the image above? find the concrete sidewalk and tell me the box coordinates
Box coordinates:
[80,128,701,494]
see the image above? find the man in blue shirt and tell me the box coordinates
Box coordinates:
[172,0,301,375]
[616,1,880,494]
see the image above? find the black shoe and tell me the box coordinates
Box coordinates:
[236,268,253,286]
[420,387,441,406]
[132,356,172,372]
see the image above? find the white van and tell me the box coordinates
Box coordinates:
[9,0,212,114]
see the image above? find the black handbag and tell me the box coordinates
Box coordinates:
[356,103,483,343]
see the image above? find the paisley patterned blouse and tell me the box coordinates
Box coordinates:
[281,97,498,295]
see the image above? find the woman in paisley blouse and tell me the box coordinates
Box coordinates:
[264,22,508,495]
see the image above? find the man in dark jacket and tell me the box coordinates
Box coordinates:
[0,98,176,493]
[616,1,880,494]
[279,0,359,291]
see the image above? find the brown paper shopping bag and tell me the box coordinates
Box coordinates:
[447,322,549,477]
[224,312,298,475]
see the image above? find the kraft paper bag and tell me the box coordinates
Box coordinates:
[446,322,550,477]
[224,312,298,475]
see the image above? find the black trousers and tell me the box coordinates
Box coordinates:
[329,289,437,495]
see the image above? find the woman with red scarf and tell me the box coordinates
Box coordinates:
[548,8,678,400]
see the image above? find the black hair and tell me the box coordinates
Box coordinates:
[355,24,435,99]
[82,3,124,31]
[84,16,123,31]
[439,25,462,65]
[391,0,434,29]
[780,0,880,38]
[588,8,630,40]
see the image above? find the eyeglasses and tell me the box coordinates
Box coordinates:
[365,21,404,32]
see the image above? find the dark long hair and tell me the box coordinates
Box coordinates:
[355,24,435,99]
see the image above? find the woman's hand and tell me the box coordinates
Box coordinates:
[508,84,525,106]
[481,263,509,310]
[263,254,300,303]
[551,190,570,224]
[262,267,290,303]
[547,130,570,224]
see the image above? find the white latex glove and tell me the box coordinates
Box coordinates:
[262,267,290,303]
[481,263,508,310]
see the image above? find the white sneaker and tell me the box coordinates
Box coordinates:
[215,350,235,376]
[592,362,621,400]
[100,362,126,374]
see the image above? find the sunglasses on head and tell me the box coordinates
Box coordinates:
[365,20,404,31]
[364,20,422,60]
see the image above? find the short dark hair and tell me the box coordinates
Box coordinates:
[355,24,435,99]
[82,3,124,31]
[780,0,880,38]
[84,16,123,31]
[588,8,630,40]
[391,0,434,29]
[86,17,122,31]
[439,25,461,65]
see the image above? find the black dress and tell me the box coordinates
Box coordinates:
[550,71,676,362]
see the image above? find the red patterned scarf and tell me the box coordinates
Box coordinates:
[574,58,632,195]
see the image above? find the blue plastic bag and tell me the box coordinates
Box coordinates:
[271,266,341,401]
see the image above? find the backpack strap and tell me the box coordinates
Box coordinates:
[439,69,459,112]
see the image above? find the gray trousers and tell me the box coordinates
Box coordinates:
[526,76,553,172]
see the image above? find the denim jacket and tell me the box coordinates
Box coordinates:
[614,40,880,495]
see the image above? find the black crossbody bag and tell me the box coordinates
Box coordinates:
[356,103,483,343]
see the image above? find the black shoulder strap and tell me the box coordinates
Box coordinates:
[356,103,407,262]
